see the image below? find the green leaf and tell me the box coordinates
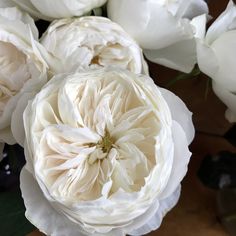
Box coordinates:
[0,188,35,236]
[166,66,201,87]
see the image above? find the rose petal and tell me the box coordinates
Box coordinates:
[129,186,180,236]
[212,82,236,123]
[206,0,236,44]
[159,88,195,144]
[159,121,191,199]
[144,38,196,73]
[20,167,88,236]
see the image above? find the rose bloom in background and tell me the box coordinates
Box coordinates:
[39,16,148,76]
[2,0,107,20]
[21,67,194,236]
[0,7,47,146]
[107,0,208,73]
[196,0,236,123]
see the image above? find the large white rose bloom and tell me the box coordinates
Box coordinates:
[107,0,209,73]
[195,0,236,122]
[21,68,194,236]
[40,17,148,76]
[4,0,106,20]
[0,7,47,145]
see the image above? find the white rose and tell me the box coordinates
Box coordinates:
[107,0,208,73]
[40,16,148,76]
[21,67,194,236]
[8,0,106,20]
[0,7,47,145]
[195,0,236,122]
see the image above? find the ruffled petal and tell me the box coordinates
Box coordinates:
[20,167,88,236]
[159,88,195,144]
[159,121,191,199]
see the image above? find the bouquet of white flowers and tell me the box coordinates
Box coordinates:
[0,1,235,236]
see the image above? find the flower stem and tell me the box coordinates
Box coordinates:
[166,66,201,88]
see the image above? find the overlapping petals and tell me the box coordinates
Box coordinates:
[107,0,209,73]
[22,68,193,235]
[40,17,148,76]
[195,0,236,122]
[5,0,107,20]
[0,7,47,144]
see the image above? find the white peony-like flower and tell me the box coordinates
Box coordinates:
[21,68,194,236]
[40,16,148,76]
[107,0,209,73]
[0,7,47,145]
[5,0,107,20]
[195,0,236,122]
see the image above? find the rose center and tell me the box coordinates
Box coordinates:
[90,55,100,65]
[98,129,114,153]
[88,130,114,165]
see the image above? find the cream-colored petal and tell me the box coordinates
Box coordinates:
[159,121,191,199]
[20,167,88,236]
[159,88,195,144]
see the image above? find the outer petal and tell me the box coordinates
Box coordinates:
[129,186,180,236]
[159,121,192,199]
[212,82,236,123]
[0,7,38,39]
[191,14,207,39]
[159,88,195,144]
[11,92,36,146]
[0,7,47,145]
[196,39,219,79]
[12,0,50,20]
[206,0,236,45]
[144,38,196,73]
[210,31,236,91]
[20,167,88,236]
[107,0,194,50]
[31,0,106,18]
[107,0,149,41]
[175,0,208,19]
[0,93,22,144]
[13,0,106,20]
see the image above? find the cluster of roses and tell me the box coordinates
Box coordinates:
[0,0,234,236]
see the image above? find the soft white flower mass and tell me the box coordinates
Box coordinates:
[0,7,47,145]
[21,68,194,236]
[195,0,236,122]
[6,0,107,20]
[40,16,148,76]
[107,0,209,73]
